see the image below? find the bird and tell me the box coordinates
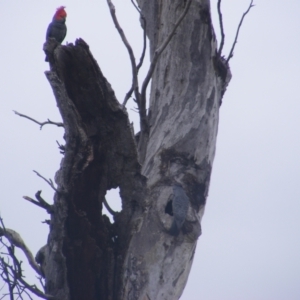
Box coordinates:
[169,183,189,236]
[45,6,67,61]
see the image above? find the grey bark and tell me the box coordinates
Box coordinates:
[37,0,231,299]
[121,0,230,299]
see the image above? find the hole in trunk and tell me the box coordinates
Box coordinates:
[103,188,121,222]
[165,200,173,216]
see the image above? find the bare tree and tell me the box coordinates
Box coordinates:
[1,0,253,299]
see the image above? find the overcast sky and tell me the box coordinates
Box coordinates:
[0,0,300,299]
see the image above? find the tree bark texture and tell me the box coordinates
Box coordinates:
[41,0,231,299]
[122,1,230,299]
[43,39,146,300]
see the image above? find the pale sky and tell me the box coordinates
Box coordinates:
[0,1,300,299]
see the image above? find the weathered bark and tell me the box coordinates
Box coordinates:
[121,1,230,299]
[42,39,146,300]
[40,0,231,299]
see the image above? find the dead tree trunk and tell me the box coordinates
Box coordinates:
[37,0,231,299]
[121,1,230,299]
[41,39,146,300]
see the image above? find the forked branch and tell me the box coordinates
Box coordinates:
[106,0,140,106]
[13,111,63,129]
[33,171,57,192]
[108,0,191,136]
[226,0,254,63]
[123,0,147,107]
[0,219,41,276]
[23,191,53,214]
[217,0,254,63]
[0,237,52,299]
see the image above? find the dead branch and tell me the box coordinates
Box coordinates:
[0,222,41,276]
[226,0,254,64]
[56,141,65,154]
[130,0,147,71]
[123,0,147,107]
[0,256,14,300]
[0,221,51,299]
[13,275,52,299]
[106,0,140,108]
[23,196,45,210]
[106,0,152,137]
[110,0,191,138]
[123,87,134,107]
[140,0,192,112]
[23,191,53,214]
[7,246,22,281]
[130,0,140,13]
[0,247,52,299]
[136,21,147,71]
[35,191,53,212]
[217,0,225,56]
[33,171,57,192]
[37,276,45,291]
[13,111,63,130]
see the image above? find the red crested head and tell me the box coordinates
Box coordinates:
[54,6,67,20]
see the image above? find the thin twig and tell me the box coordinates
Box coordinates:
[226,0,254,64]
[130,0,140,13]
[217,0,225,56]
[123,0,147,107]
[37,276,45,290]
[0,237,51,299]
[21,288,34,300]
[15,276,53,299]
[33,171,57,192]
[18,286,33,300]
[0,227,42,276]
[103,197,117,216]
[3,257,52,299]
[130,0,147,71]
[1,257,14,300]
[13,111,63,129]
[7,247,22,279]
[106,0,140,109]
[140,0,192,110]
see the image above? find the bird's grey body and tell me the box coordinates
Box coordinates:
[45,7,67,62]
[46,19,67,43]
[169,183,189,236]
